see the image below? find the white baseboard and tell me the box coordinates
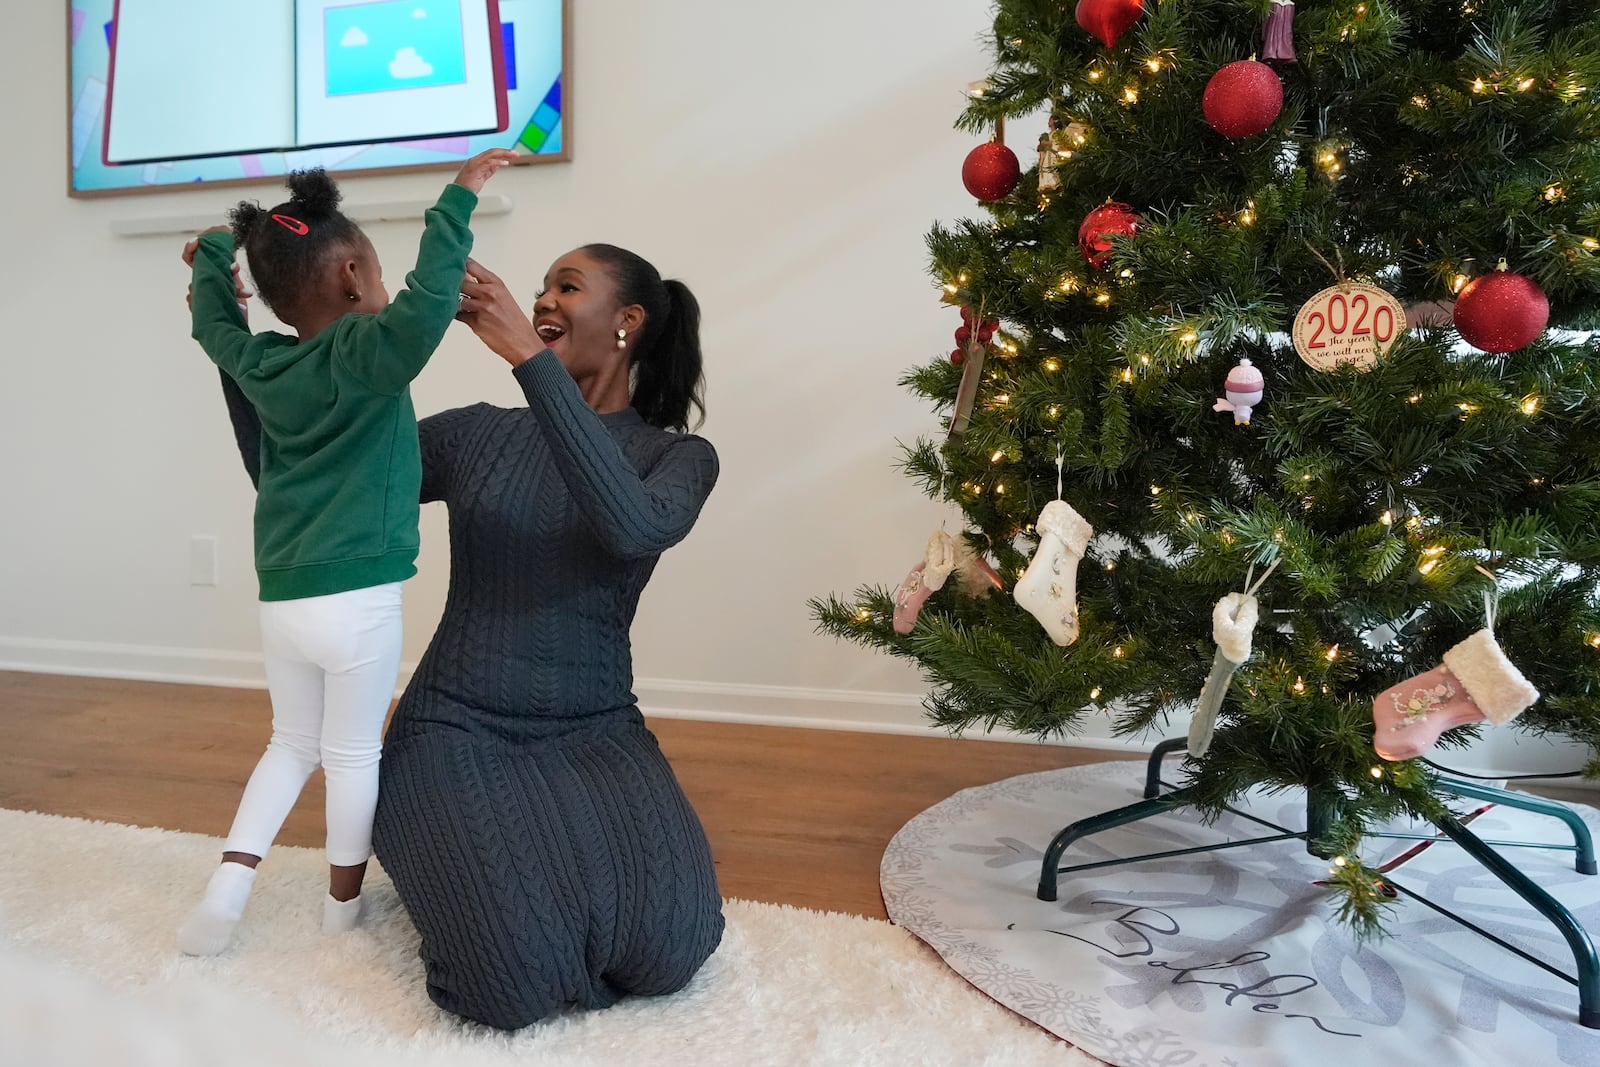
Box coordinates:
[631,677,1151,752]
[0,637,270,689]
[6,638,1592,779]
[0,636,1151,754]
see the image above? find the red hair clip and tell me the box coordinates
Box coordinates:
[271,213,309,235]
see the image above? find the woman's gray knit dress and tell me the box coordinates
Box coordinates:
[222,350,724,1029]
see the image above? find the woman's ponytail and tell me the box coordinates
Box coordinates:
[582,244,707,432]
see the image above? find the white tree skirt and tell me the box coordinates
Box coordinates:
[881,760,1600,1067]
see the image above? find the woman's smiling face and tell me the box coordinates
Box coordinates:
[531,250,643,377]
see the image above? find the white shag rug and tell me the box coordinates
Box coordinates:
[882,760,1600,1067]
[0,807,1096,1067]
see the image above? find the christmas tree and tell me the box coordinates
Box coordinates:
[812,0,1600,935]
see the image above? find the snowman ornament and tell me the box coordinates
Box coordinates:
[1213,358,1265,425]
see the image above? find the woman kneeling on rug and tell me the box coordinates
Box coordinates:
[212,244,725,1029]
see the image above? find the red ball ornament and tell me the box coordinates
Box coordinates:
[962,141,1021,201]
[1453,269,1550,353]
[955,324,972,345]
[951,348,966,365]
[1075,0,1146,48]
[1078,202,1141,268]
[1202,60,1284,139]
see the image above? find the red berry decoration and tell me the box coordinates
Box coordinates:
[1202,60,1284,139]
[962,141,1022,201]
[955,324,972,345]
[1453,267,1550,353]
[951,348,966,365]
[1075,0,1146,48]
[1078,202,1141,268]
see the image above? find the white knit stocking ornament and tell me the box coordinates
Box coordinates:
[1187,561,1277,757]
[1013,456,1094,646]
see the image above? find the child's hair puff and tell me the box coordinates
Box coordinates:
[228,168,364,317]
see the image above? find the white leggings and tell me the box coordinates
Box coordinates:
[223,582,403,867]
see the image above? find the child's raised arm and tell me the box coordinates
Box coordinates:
[188,227,255,376]
[336,149,517,396]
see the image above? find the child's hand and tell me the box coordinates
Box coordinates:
[453,148,518,194]
[181,226,232,267]
[182,230,252,314]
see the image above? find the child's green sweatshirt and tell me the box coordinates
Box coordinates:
[190,182,478,601]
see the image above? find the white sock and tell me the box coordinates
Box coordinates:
[323,894,363,936]
[177,861,256,956]
[1013,500,1093,646]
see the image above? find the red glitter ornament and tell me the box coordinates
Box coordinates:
[1202,60,1284,139]
[1078,202,1141,268]
[1453,267,1550,353]
[962,141,1021,202]
[1075,0,1146,48]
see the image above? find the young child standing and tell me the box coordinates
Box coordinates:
[178,148,515,955]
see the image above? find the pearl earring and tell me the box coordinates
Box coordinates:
[616,329,627,350]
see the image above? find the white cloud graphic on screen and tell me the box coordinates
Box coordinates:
[389,48,434,79]
[413,7,427,17]
[340,26,368,46]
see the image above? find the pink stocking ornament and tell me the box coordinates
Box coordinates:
[893,530,958,634]
[1372,628,1539,761]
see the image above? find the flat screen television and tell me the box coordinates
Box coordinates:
[67,0,567,197]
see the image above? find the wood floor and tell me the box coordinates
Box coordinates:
[0,670,1109,919]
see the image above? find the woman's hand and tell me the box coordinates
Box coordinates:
[453,148,518,194]
[456,257,541,366]
[182,229,252,314]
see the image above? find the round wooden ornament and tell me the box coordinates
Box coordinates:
[1291,283,1407,371]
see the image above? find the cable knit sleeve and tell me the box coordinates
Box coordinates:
[512,351,718,559]
[417,405,485,503]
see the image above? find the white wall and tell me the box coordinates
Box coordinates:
[1,2,1585,778]
[1,0,992,734]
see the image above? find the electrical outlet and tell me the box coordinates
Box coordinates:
[189,535,218,586]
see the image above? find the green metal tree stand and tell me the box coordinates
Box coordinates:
[1034,737,1600,1030]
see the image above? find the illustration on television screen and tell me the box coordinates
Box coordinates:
[323,1,469,98]
[69,0,564,195]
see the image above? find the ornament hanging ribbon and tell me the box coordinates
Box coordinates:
[1188,558,1280,757]
[949,302,991,441]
